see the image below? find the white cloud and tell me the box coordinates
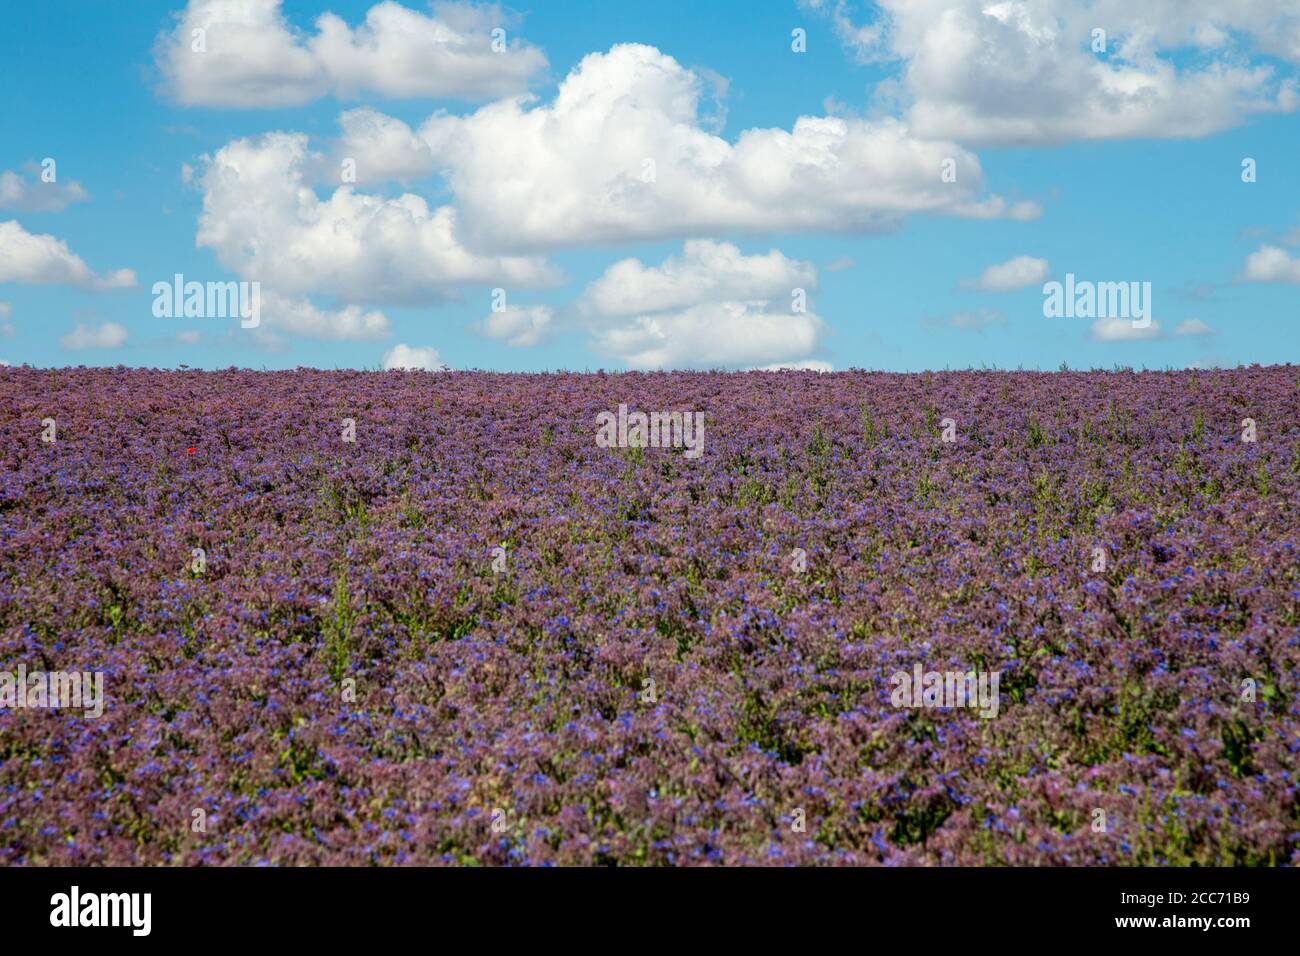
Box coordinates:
[176,330,203,345]
[825,255,856,272]
[157,0,546,108]
[419,43,1034,251]
[335,108,436,184]
[591,301,825,370]
[579,240,815,318]
[1174,317,1215,336]
[0,221,136,290]
[195,132,558,306]
[751,359,834,371]
[800,1,885,63]
[579,241,827,369]
[1242,244,1300,282]
[0,302,11,337]
[472,304,556,346]
[59,321,128,350]
[1090,316,1163,341]
[855,0,1300,146]
[382,343,445,370]
[0,168,89,212]
[960,255,1049,292]
[186,42,1039,322]
[261,292,391,340]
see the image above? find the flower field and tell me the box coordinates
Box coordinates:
[1,365,1297,865]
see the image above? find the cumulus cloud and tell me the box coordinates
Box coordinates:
[335,108,436,184]
[187,42,1037,325]
[59,321,128,350]
[960,255,1050,292]
[580,241,826,369]
[751,359,834,371]
[591,301,825,370]
[195,132,558,306]
[382,343,445,370]
[1174,317,1215,336]
[579,240,815,318]
[1242,244,1300,282]
[472,304,557,346]
[419,43,1034,251]
[261,292,391,340]
[1090,316,1163,341]
[0,221,136,290]
[0,167,89,212]
[844,0,1300,145]
[157,0,546,108]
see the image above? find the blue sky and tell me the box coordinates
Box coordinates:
[1,0,1298,371]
